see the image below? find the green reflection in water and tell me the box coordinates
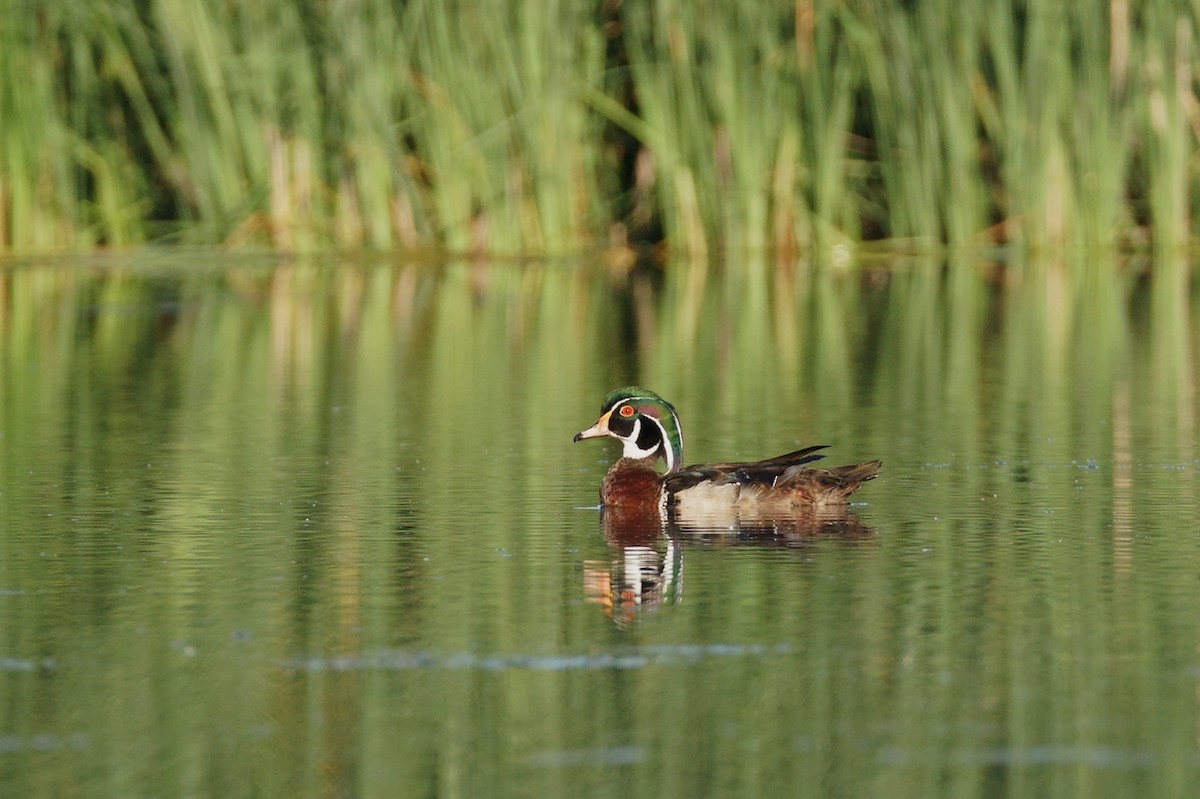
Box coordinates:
[0,253,1198,797]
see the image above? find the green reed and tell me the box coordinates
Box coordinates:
[618,1,866,261]
[1,1,1197,263]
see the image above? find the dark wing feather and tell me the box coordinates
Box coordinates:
[777,460,882,490]
[773,459,882,505]
[741,444,829,467]
[663,445,830,493]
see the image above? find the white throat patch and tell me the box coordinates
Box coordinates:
[619,419,660,462]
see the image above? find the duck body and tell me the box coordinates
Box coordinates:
[576,387,880,514]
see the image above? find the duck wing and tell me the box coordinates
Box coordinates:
[663,445,829,493]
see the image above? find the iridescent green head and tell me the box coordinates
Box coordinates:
[573,386,685,472]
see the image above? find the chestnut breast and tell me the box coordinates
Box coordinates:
[600,457,664,510]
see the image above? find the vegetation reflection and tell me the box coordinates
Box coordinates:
[1,253,1199,796]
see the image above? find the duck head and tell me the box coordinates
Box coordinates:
[574,386,685,473]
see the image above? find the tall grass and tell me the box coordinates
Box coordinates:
[0,1,1197,263]
[617,1,861,263]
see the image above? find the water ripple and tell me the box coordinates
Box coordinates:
[282,642,792,672]
[877,744,1155,769]
[525,745,644,768]
[0,657,55,673]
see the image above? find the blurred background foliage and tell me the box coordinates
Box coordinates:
[2,0,1198,262]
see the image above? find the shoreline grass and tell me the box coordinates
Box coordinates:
[0,1,1197,266]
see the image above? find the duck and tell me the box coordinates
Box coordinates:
[574,386,880,515]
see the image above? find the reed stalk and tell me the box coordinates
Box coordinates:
[0,1,1197,264]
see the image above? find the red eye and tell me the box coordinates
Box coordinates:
[619,405,635,418]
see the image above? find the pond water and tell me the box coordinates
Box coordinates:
[1,252,1198,797]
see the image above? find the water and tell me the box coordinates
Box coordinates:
[1,253,1198,797]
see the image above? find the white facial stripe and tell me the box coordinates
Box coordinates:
[619,418,659,460]
[641,414,675,472]
[671,410,683,467]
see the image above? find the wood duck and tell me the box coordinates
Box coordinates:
[574,386,880,514]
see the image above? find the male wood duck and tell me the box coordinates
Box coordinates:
[574,386,880,514]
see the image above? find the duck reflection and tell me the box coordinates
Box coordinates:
[583,505,873,625]
[668,504,874,542]
[583,506,681,626]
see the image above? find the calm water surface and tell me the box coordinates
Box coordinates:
[1,253,1199,797]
